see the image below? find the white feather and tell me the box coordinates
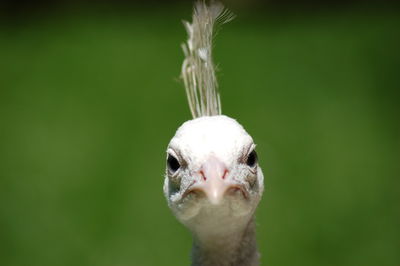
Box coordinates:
[165,2,264,265]
[181,1,235,118]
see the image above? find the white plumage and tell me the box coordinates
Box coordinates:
[181,0,234,117]
[164,2,264,266]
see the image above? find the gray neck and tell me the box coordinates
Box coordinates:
[190,218,259,266]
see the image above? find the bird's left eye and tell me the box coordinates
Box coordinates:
[167,154,181,173]
[246,150,258,167]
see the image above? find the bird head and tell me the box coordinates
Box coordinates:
[164,1,264,244]
[164,115,264,239]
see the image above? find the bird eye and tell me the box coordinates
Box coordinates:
[246,150,258,167]
[167,154,181,173]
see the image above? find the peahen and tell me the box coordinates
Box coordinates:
[163,1,264,266]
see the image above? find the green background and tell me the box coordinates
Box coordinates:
[1,4,399,266]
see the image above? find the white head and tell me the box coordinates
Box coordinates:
[164,115,264,241]
[164,1,264,247]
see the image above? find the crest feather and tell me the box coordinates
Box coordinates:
[181,1,235,118]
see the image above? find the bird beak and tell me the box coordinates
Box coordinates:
[187,156,242,205]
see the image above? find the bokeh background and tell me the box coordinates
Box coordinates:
[1,0,399,265]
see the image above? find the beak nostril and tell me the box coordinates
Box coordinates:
[200,169,228,181]
[222,169,228,179]
[199,170,207,181]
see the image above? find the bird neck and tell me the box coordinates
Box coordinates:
[190,217,259,266]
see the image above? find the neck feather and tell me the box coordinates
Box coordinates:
[190,218,259,266]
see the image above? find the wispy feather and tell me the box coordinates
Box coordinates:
[181,0,235,118]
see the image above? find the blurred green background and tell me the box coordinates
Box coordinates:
[0,1,399,266]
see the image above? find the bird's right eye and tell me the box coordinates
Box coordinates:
[167,154,181,173]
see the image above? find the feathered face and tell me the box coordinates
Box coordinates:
[164,115,264,238]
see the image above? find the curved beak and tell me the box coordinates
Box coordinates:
[187,156,246,205]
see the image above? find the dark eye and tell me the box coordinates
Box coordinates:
[167,154,180,173]
[246,150,258,167]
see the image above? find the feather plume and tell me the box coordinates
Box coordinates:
[181,1,235,118]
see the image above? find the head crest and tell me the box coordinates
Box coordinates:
[181,1,235,118]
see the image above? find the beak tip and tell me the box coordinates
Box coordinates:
[206,189,225,205]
